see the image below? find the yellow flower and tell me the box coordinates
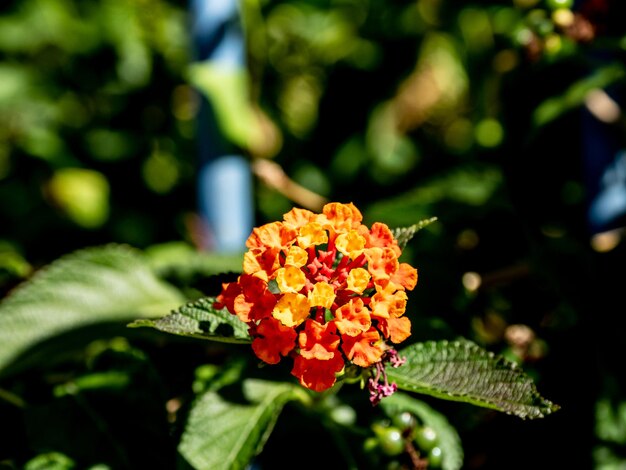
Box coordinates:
[285,245,308,268]
[346,267,371,294]
[335,230,366,259]
[273,293,311,327]
[275,266,306,293]
[297,222,328,248]
[308,281,336,309]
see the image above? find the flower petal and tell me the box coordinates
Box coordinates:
[291,354,344,392]
[251,317,297,364]
[272,293,310,327]
[341,327,385,367]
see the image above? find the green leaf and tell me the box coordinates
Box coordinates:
[145,241,243,278]
[179,379,302,470]
[0,245,184,377]
[24,452,76,470]
[129,297,251,344]
[380,392,463,470]
[392,217,438,250]
[187,62,259,148]
[533,63,626,128]
[366,165,502,227]
[386,340,559,419]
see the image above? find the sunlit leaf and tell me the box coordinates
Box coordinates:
[129,297,251,344]
[0,245,184,376]
[387,340,559,419]
[24,452,76,470]
[392,217,438,250]
[188,62,258,147]
[179,379,303,470]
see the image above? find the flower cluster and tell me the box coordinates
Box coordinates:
[215,202,418,393]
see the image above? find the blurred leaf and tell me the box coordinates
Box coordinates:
[0,63,34,103]
[129,297,251,344]
[47,168,110,228]
[0,0,99,54]
[533,63,626,128]
[179,379,302,470]
[53,371,131,397]
[380,392,463,470]
[0,245,183,376]
[101,0,152,87]
[84,129,136,162]
[596,398,626,445]
[387,340,559,419]
[366,165,502,227]
[0,246,32,280]
[142,149,180,194]
[145,242,242,275]
[20,127,68,161]
[366,104,420,182]
[24,452,75,470]
[392,217,438,250]
[188,62,258,148]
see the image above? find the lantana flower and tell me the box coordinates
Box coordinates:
[215,202,418,397]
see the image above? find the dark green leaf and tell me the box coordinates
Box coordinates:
[0,245,184,376]
[387,340,559,419]
[380,392,463,470]
[179,379,303,470]
[366,165,502,227]
[392,217,438,250]
[129,297,251,344]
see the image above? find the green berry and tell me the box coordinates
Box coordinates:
[363,437,379,453]
[391,411,417,432]
[428,447,444,468]
[414,426,438,452]
[375,426,405,456]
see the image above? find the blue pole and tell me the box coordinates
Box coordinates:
[190,0,253,253]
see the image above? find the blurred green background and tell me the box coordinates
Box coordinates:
[2,0,626,468]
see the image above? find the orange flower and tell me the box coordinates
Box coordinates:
[365,247,399,282]
[341,327,385,367]
[219,274,276,323]
[318,202,363,235]
[377,316,412,344]
[298,319,340,360]
[334,298,371,337]
[251,317,297,364]
[246,221,296,251]
[367,222,401,257]
[390,263,418,291]
[216,201,419,393]
[243,248,281,279]
[370,287,407,320]
[282,207,316,229]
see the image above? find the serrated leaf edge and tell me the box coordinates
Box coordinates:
[388,340,560,420]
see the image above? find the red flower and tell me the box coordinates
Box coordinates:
[291,354,345,392]
[251,317,297,364]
